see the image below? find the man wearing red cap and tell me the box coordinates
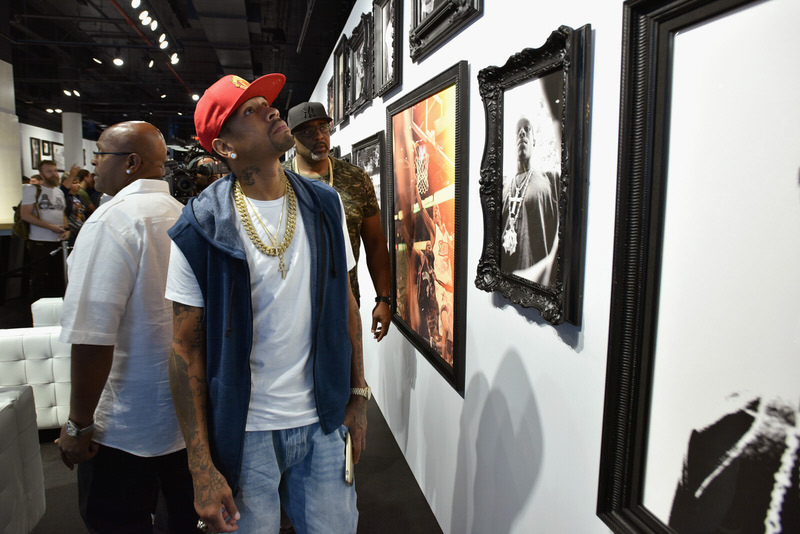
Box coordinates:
[166,74,366,533]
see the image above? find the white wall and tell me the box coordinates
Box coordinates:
[312,1,621,532]
[18,123,96,179]
[0,60,22,226]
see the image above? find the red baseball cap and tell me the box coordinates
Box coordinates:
[194,73,286,153]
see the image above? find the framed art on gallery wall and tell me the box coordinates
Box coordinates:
[41,141,52,157]
[333,36,350,128]
[30,138,41,169]
[386,60,468,393]
[52,142,65,172]
[474,24,593,326]
[597,1,800,533]
[373,0,402,96]
[327,76,335,132]
[352,131,385,214]
[347,12,374,116]
[409,0,482,62]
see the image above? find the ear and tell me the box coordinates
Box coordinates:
[126,153,144,174]
[212,138,234,159]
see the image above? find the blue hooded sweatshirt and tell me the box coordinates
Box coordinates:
[168,170,352,492]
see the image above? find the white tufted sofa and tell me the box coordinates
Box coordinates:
[0,298,70,430]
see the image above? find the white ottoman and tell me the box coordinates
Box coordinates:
[0,385,46,533]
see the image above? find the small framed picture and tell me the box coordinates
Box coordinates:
[409,0,482,62]
[347,12,373,116]
[373,0,402,96]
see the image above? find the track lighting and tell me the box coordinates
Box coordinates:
[131,0,141,7]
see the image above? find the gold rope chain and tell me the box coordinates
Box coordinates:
[233,177,297,278]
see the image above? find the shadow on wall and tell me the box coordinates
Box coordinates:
[492,292,583,350]
[451,350,544,533]
[377,332,418,451]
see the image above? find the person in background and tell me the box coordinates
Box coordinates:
[57,121,197,533]
[167,73,366,533]
[20,159,69,300]
[80,170,103,209]
[283,101,392,342]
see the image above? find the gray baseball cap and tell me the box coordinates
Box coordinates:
[286,102,333,132]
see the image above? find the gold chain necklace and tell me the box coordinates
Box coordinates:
[292,156,334,187]
[233,177,297,279]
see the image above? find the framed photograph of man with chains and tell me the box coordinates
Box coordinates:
[475,25,592,326]
[386,61,468,393]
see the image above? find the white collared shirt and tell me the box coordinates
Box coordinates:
[60,179,185,457]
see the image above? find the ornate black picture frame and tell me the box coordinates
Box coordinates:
[352,131,386,223]
[373,0,402,97]
[386,61,468,393]
[409,0,482,63]
[333,35,350,128]
[347,12,374,116]
[327,76,335,132]
[30,137,41,169]
[474,24,592,326]
[597,1,799,532]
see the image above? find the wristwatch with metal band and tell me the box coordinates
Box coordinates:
[64,419,95,438]
[350,386,372,400]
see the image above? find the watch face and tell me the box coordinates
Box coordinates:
[65,420,79,437]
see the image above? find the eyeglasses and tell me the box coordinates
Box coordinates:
[93,151,133,157]
[294,123,332,137]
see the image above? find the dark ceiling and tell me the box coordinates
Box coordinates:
[5,0,356,146]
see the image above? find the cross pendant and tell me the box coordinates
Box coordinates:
[279,256,289,279]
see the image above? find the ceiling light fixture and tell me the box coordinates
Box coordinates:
[55,109,63,114]
[73,90,80,97]
[158,33,166,43]
[142,16,152,26]
[160,94,167,99]
[159,40,169,50]
[139,10,149,20]
[63,89,72,96]
[150,20,158,31]
[92,57,103,64]
[148,59,154,68]
[46,108,55,113]
[131,0,141,8]
[113,57,124,66]
[191,94,200,101]
[170,53,179,65]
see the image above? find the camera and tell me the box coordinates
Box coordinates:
[164,151,228,204]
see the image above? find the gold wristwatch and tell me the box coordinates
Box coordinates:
[350,386,371,400]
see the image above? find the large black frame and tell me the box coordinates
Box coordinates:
[352,131,386,227]
[474,25,592,326]
[409,0,482,62]
[373,0,402,97]
[333,35,350,128]
[386,61,468,393]
[596,1,774,532]
[347,12,374,116]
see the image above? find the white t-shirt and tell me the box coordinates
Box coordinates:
[22,184,65,242]
[166,190,355,431]
[60,179,186,457]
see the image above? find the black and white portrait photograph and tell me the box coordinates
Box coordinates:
[373,0,401,96]
[348,12,373,116]
[30,137,41,169]
[500,72,563,288]
[352,41,365,102]
[597,2,799,532]
[353,133,384,209]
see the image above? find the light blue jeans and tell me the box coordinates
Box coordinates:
[234,423,358,533]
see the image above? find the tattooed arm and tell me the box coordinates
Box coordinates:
[343,280,368,463]
[169,302,239,532]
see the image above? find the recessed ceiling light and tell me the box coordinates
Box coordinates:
[159,33,166,43]
[55,109,63,113]
[113,57,124,66]
[191,94,200,101]
[139,10,149,20]
[63,89,72,96]
[177,112,183,116]
[150,20,158,31]
[142,16,152,26]
[46,108,55,113]
[92,57,103,64]
[131,0,141,8]
[148,59,154,68]
[73,90,81,97]
[170,53,179,65]
[160,94,167,99]
[159,40,169,49]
